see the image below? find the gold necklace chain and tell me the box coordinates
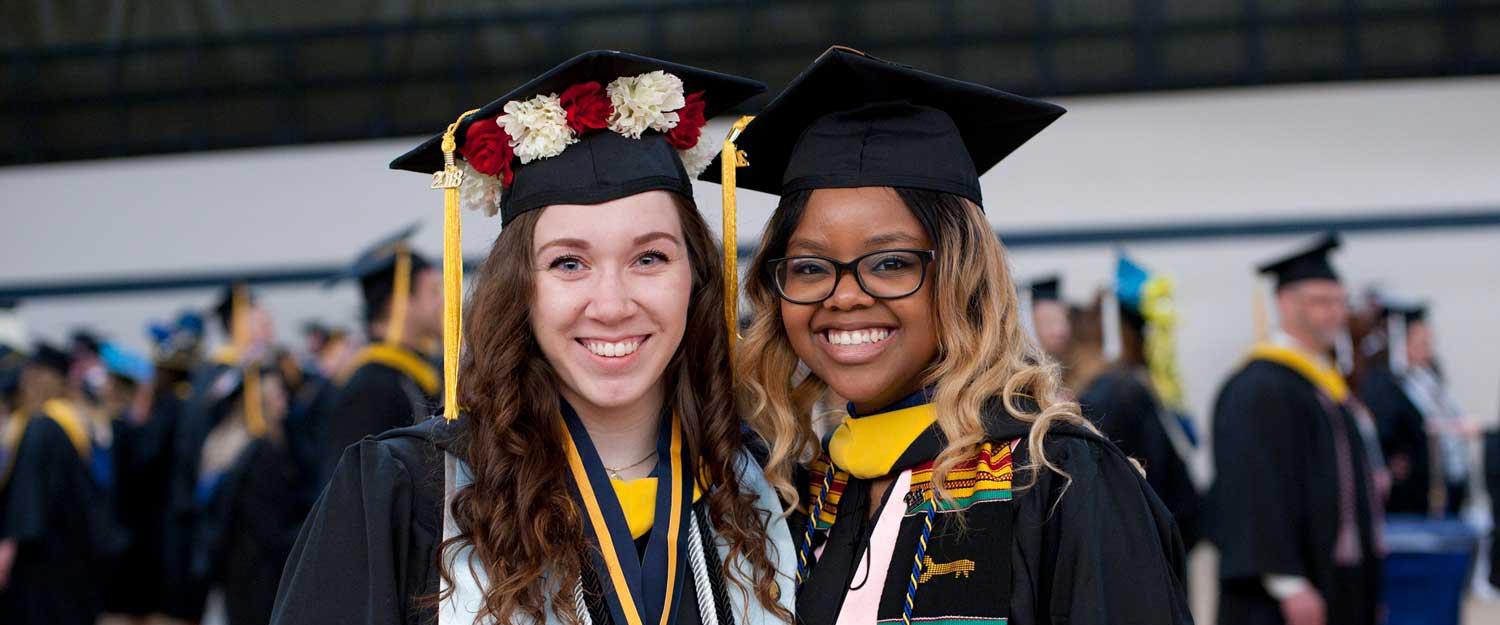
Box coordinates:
[605,449,658,481]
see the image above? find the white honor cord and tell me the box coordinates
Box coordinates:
[575,580,594,625]
[687,511,722,625]
[573,513,719,625]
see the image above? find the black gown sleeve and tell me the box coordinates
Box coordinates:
[1210,367,1310,581]
[271,436,436,625]
[322,367,416,481]
[0,418,69,543]
[1009,433,1193,625]
[1083,372,1203,550]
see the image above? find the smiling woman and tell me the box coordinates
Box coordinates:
[724,48,1193,625]
[270,52,793,625]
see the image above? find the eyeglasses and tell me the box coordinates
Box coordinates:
[766,249,936,305]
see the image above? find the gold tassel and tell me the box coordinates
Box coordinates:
[385,244,411,348]
[720,115,755,352]
[231,283,266,437]
[435,109,480,422]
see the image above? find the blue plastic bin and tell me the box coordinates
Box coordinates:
[1382,515,1479,625]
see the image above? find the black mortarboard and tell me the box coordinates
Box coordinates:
[390,50,765,225]
[1028,276,1062,302]
[328,223,432,327]
[29,342,71,376]
[1256,232,1342,289]
[70,330,102,357]
[211,282,257,333]
[1379,297,1427,324]
[702,46,1065,206]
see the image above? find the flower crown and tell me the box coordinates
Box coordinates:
[456,70,716,216]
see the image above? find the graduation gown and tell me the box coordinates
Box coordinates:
[794,393,1192,625]
[321,344,440,481]
[274,415,796,625]
[161,357,237,620]
[192,437,309,625]
[1210,350,1382,625]
[0,404,118,625]
[1079,367,1203,551]
[1358,364,1464,517]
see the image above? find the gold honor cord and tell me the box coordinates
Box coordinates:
[720,116,755,352]
[563,414,685,625]
[385,244,412,348]
[232,284,266,437]
[434,108,481,422]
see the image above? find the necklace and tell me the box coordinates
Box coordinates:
[605,449,657,480]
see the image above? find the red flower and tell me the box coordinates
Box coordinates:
[666,91,707,150]
[461,119,515,186]
[560,81,612,134]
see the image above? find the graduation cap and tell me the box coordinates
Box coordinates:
[1378,295,1428,371]
[100,342,152,384]
[1256,232,1342,290]
[390,50,765,223]
[1028,276,1062,303]
[210,282,259,335]
[702,46,1065,206]
[1017,275,1061,347]
[1379,297,1427,325]
[391,50,765,421]
[704,46,1064,348]
[29,342,71,376]
[148,311,205,372]
[328,223,432,346]
[209,282,268,436]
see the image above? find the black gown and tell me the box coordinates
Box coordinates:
[274,417,737,625]
[192,437,309,625]
[1210,359,1382,625]
[320,348,439,482]
[1079,367,1204,551]
[794,397,1193,625]
[162,358,237,620]
[0,412,117,625]
[1358,364,1464,517]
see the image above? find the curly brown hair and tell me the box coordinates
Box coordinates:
[437,194,791,625]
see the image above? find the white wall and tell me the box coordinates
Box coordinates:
[2,75,1498,430]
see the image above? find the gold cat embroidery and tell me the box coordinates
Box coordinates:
[918,556,975,584]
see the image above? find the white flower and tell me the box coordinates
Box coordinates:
[458,161,502,217]
[500,94,575,164]
[607,71,686,139]
[677,134,720,178]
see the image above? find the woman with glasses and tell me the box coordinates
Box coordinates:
[717,48,1193,625]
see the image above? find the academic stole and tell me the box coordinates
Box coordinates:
[561,404,693,625]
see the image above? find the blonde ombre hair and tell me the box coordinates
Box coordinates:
[737,187,1100,508]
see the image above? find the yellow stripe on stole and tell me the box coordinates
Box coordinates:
[563,415,685,625]
[1247,343,1350,402]
[338,344,440,397]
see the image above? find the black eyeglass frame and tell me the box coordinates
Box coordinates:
[765,248,937,305]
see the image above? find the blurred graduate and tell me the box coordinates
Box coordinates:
[0,343,122,625]
[1210,234,1382,625]
[320,224,443,479]
[1358,298,1478,518]
[1077,254,1203,552]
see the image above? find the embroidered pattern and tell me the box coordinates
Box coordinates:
[905,441,1015,514]
[918,556,976,584]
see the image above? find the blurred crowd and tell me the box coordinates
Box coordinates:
[0,231,1496,625]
